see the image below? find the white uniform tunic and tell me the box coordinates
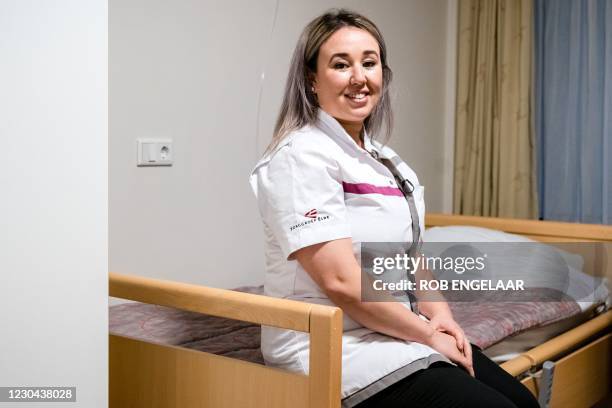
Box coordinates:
[250,110,451,407]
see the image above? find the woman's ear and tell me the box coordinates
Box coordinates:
[308,72,318,94]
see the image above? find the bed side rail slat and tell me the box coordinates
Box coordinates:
[109,271,315,332]
[425,213,612,241]
[501,311,612,376]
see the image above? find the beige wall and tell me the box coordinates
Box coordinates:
[110,0,453,288]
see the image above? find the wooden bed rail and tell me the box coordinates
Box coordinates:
[426,213,612,242]
[111,271,322,332]
[501,310,612,376]
[426,213,612,279]
[522,310,612,366]
[109,272,343,408]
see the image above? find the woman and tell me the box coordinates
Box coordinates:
[250,9,538,408]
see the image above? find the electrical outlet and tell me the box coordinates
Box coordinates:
[137,139,173,166]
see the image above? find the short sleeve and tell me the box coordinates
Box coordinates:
[250,142,352,259]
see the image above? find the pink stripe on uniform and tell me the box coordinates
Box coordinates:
[342,181,403,197]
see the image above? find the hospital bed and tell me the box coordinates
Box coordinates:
[109,214,611,408]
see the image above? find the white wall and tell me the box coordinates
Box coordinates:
[0,1,108,407]
[110,0,452,289]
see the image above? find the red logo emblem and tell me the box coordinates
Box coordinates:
[304,209,317,219]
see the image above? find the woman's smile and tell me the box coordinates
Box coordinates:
[345,91,369,105]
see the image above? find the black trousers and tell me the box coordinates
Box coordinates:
[354,346,539,408]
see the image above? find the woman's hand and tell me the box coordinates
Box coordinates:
[429,314,472,358]
[426,330,475,377]
[415,268,472,365]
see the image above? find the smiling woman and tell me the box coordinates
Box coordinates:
[250,8,538,408]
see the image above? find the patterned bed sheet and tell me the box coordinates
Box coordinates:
[109,285,608,365]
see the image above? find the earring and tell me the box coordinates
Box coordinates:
[311,86,316,94]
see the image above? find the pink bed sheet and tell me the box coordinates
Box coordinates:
[109,286,582,364]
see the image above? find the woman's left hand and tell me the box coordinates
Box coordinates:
[429,314,472,363]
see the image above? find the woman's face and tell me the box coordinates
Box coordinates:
[313,26,383,127]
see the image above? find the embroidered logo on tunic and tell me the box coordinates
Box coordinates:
[304,209,317,218]
[289,209,330,232]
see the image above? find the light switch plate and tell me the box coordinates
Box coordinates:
[137,139,173,166]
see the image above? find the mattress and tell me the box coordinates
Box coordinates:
[109,285,608,365]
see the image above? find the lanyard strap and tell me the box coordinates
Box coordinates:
[379,157,421,253]
[370,151,422,314]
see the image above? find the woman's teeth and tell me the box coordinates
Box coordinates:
[347,93,366,100]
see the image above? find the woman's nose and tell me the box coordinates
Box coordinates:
[350,65,366,86]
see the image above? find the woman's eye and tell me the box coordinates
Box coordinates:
[363,60,377,68]
[334,62,348,69]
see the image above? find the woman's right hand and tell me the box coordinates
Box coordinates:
[427,330,474,377]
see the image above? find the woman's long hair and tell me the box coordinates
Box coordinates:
[265,8,394,154]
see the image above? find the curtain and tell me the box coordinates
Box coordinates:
[454,0,538,219]
[535,0,612,224]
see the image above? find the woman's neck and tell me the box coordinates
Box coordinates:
[337,119,364,148]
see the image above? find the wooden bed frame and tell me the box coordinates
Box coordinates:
[109,214,611,408]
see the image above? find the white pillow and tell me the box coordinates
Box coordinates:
[423,226,609,311]
[424,225,584,270]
